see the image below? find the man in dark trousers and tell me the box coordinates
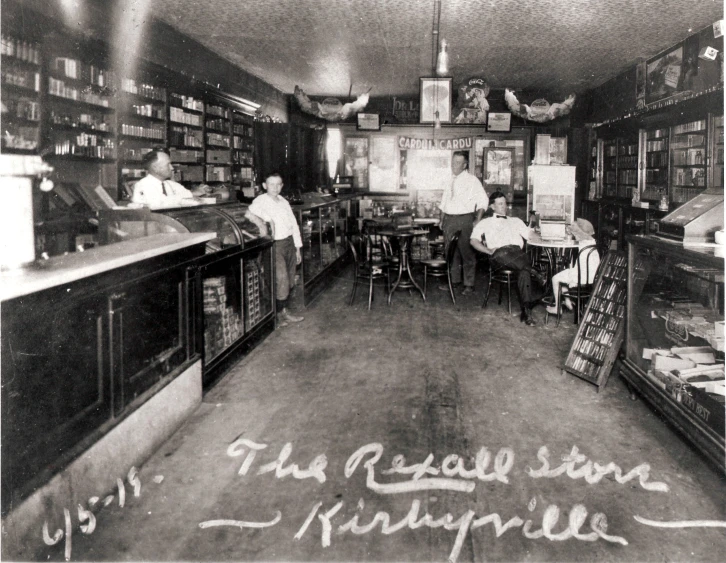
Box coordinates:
[470,191,546,326]
[437,151,489,295]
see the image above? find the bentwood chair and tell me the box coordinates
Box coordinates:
[546,245,601,327]
[419,230,460,303]
[347,234,391,310]
[482,259,520,315]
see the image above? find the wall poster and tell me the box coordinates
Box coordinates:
[369,136,399,192]
[646,45,683,104]
[405,149,452,191]
[344,137,369,190]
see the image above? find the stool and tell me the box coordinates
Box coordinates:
[482,263,519,315]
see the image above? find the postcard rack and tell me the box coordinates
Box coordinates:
[564,251,630,391]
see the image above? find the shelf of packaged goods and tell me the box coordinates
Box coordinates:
[121,113,166,123]
[120,91,166,104]
[47,72,113,90]
[1,53,40,67]
[169,120,202,129]
[206,126,230,134]
[118,135,165,143]
[49,124,114,135]
[169,104,203,115]
[2,115,40,126]
[2,81,40,95]
[47,94,115,112]
[170,146,204,152]
[46,154,116,163]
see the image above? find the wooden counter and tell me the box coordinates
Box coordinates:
[0,232,215,301]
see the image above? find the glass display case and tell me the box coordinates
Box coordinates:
[97,203,274,387]
[293,195,357,306]
[620,234,724,471]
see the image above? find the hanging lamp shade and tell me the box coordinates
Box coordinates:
[436,39,449,76]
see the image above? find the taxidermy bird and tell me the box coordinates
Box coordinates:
[504,89,576,123]
[294,86,370,121]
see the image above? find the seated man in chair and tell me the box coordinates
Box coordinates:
[470,191,546,326]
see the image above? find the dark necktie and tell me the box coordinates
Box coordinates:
[161,180,168,196]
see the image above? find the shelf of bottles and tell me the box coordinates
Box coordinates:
[638,127,669,202]
[588,137,601,199]
[232,110,255,187]
[602,139,618,197]
[711,114,724,190]
[1,34,41,151]
[168,92,204,182]
[117,78,168,185]
[617,139,638,198]
[46,55,117,160]
[670,119,707,204]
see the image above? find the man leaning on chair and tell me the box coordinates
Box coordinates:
[469,190,546,326]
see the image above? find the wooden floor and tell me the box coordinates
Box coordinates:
[18,265,726,562]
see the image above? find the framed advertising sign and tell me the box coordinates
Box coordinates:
[419,77,452,124]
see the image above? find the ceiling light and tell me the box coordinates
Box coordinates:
[436,39,449,76]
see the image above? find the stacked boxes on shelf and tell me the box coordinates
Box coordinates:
[203,277,242,360]
[244,262,262,331]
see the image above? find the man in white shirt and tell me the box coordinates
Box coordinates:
[470,191,546,326]
[131,149,200,209]
[438,151,489,295]
[245,172,304,327]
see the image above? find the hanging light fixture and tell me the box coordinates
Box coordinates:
[434,110,442,129]
[436,39,449,76]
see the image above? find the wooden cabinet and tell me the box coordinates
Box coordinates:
[0,241,205,513]
[232,110,256,189]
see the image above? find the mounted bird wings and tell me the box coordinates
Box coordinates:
[504,89,575,123]
[294,86,370,121]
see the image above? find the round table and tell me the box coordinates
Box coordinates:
[527,232,579,301]
[377,229,428,304]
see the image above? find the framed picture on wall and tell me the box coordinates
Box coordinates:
[419,77,452,124]
[487,112,512,132]
[646,44,684,104]
[357,113,380,131]
[483,147,515,197]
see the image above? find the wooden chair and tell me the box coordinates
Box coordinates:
[347,234,391,310]
[482,258,520,315]
[419,230,460,303]
[546,245,601,327]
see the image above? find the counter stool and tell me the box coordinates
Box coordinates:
[482,261,520,315]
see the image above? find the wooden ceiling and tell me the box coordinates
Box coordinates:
[152,0,722,99]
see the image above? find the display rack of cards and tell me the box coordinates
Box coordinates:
[564,251,630,391]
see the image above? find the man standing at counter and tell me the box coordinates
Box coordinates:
[245,172,304,327]
[439,151,488,295]
[131,148,201,209]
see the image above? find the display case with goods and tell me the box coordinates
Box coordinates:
[232,110,256,191]
[293,195,356,306]
[44,50,117,162]
[96,203,275,387]
[1,34,41,152]
[168,91,205,183]
[670,118,708,204]
[620,234,724,472]
[117,77,167,194]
